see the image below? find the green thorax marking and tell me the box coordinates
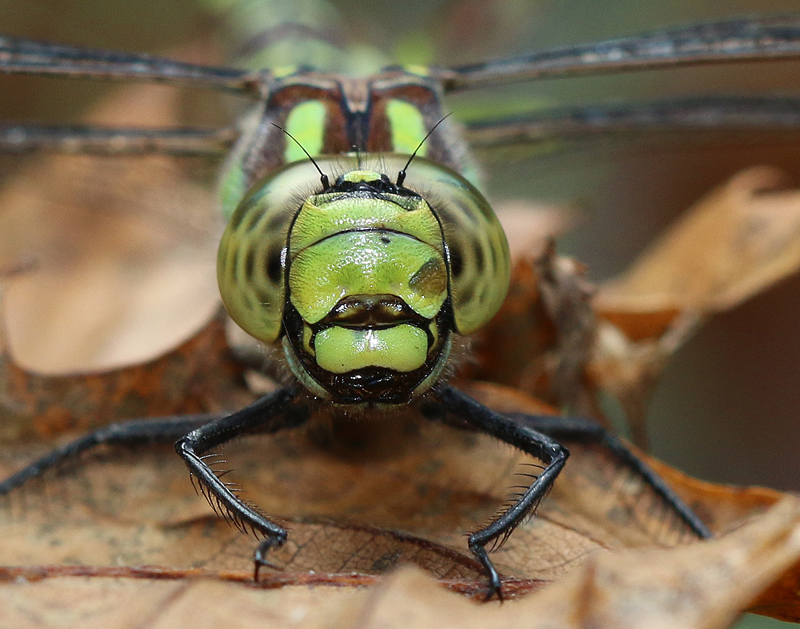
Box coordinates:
[282,97,427,165]
[385,99,427,156]
[284,100,327,162]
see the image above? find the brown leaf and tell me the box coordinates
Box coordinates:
[471,169,800,448]
[357,497,800,629]
[0,571,374,629]
[0,380,796,626]
[495,199,577,259]
[467,246,601,420]
[596,166,800,314]
[0,48,221,375]
[0,312,251,440]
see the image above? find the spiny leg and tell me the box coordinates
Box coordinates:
[0,414,221,496]
[433,386,569,601]
[504,413,712,539]
[174,387,309,580]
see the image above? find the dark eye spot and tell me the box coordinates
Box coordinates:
[459,286,475,305]
[381,235,391,244]
[449,245,464,278]
[266,250,283,284]
[265,212,285,233]
[254,287,272,305]
[247,211,262,231]
[230,206,248,230]
[244,248,255,281]
[474,244,484,273]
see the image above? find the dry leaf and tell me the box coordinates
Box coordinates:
[356,497,800,629]
[589,167,800,444]
[0,48,221,375]
[0,313,251,441]
[596,166,800,314]
[0,378,797,627]
[468,247,602,422]
[471,169,800,447]
[495,199,577,259]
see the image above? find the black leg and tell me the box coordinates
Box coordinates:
[433,385,569,601]
[174,387,309,580]
[504,412,712,539]
[0,413,221,496]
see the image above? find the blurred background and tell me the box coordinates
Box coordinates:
[0,2,799,626]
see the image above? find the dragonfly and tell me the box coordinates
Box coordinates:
[1,0,800,600]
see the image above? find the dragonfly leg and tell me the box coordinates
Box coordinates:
[174,387,310,581]
[0,413,221,496]
[432,385,569,601]
[504,412,712,539]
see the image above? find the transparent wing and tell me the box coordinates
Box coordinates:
[0,124,238,156]
[464,97,800,149]
[0,34,261,95]
[437,16,800,91]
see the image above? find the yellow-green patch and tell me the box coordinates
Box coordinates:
[315,324,428,373]
[386,99,427,156]
[290,194,443,252]
[285,100,327,162]
[289,231,447,323]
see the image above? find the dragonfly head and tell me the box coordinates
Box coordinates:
[217,155,510,404]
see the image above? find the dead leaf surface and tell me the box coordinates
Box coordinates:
[470,168,800,448]
[0,313,250,441]
[2,497,799,629]
[356,497,800,629]
[596,166,800,314]
[0,47,221,375]
[0,379,797,626]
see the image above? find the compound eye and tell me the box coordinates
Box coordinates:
[217,162,326,343]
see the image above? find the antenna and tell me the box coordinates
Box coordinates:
[396,113,452,187]
[352,144,363,169]
[271,123,330,189]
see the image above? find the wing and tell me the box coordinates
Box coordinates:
[464,97,800,149]
[0,34,261,94]
[435,16,800,91]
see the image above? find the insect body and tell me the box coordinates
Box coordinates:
[177,70,532,593]
[3,6,800,599]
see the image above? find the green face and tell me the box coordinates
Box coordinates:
[217,155,510,404]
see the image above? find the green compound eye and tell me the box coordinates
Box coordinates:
[397,156,512,335]
[218,159,325,345]
[217,154,511,401]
